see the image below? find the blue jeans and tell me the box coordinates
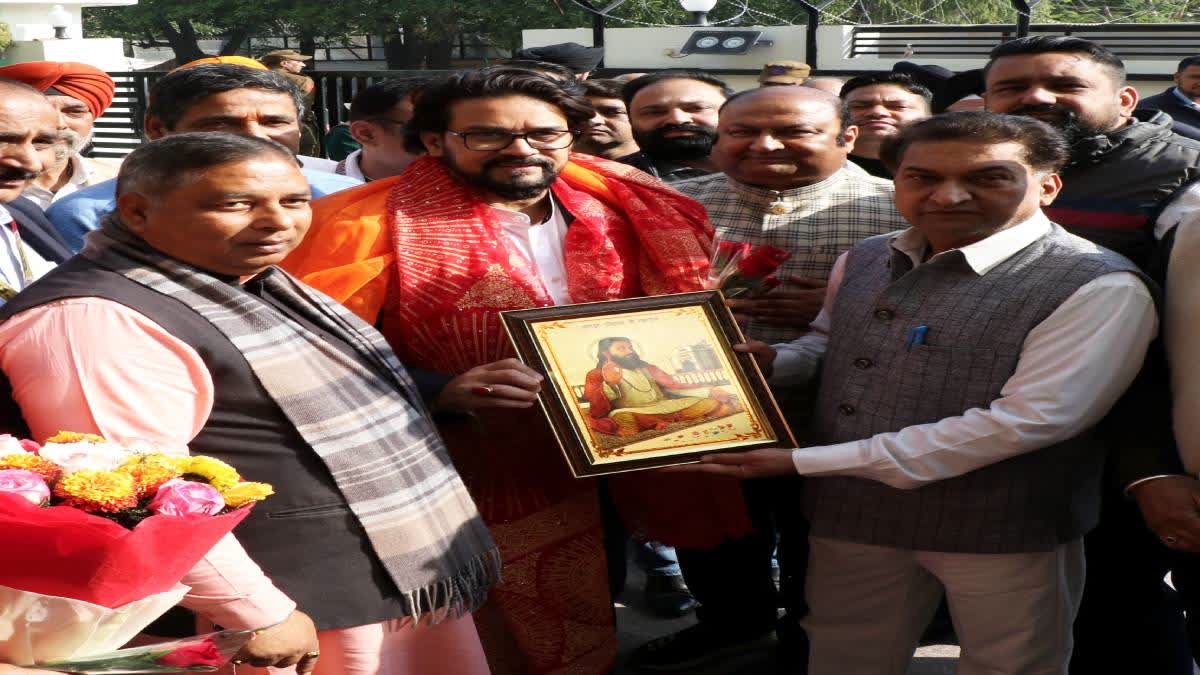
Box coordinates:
[635,540,681,577]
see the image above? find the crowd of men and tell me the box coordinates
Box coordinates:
[0,35,1199,675]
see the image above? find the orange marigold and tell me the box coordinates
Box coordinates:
[0,453,62,483]
[117,454,182,497]
[54,470,138,513]
[45,431,108,444]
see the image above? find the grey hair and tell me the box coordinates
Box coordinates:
[116,132,299,197]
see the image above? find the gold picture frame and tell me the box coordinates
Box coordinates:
[501,291,795,477]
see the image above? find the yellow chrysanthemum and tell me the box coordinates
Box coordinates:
[117,454,182,497]
[178,456,241,490]
[45,431,108,444]
[0,453,62,483]
[220,481,274,508]
[53,470,138,513]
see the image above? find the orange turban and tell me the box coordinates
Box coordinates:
[0,61,116,118]
[174,56,268,72]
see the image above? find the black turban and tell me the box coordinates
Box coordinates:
[513,42,605,73]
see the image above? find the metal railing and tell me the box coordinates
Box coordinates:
[850,23,1200,60]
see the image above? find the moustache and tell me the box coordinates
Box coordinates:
[483,157,555,170]
[0,167,39,182]
[1008,104,1077,121]
[653,123,715,137]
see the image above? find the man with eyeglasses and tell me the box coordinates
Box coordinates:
[283,66,718,675]
[336,77,428,182]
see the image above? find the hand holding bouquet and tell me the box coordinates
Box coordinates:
[0,432,273,671]
[707,240,792,299]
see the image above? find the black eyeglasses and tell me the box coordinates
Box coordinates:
[447,129,578,151]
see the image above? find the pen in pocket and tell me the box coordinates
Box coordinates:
[905,325,929,351]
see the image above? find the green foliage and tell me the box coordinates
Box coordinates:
[83,0,1200,66]
[0,21,11,55]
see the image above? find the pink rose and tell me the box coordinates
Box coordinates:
[149,478,225,516]
[0,469,50,505]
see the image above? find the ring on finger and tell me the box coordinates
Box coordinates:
[304,651,321,658]
[1165,535,1179,546]
[471,385,494,396]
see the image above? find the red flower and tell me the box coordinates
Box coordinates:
[736,245,791,278]
[155,639,225,667]
[712,240,751,272]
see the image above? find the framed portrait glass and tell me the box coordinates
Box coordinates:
[502,291,795,477]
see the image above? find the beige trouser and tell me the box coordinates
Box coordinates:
[802,536,1086,675]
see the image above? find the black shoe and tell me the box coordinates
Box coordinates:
[643,574,699,618]
[628,622,776,672]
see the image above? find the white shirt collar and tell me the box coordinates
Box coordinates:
[68,154,92,186]
[1173,86,1200,112]
[890,210,1053,276]
[341,149,367,182]
[0,205,12,228]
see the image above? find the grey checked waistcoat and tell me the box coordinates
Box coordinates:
[804,224,1151,553]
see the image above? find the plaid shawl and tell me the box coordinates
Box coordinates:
[82,216,501,623]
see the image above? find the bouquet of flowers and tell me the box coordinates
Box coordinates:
[707,240,792,299]
[35,628,257,673]
[0,432,273,671]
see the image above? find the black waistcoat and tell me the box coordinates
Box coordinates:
[0,258,411,631]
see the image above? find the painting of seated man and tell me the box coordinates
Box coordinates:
[583,337,741,447]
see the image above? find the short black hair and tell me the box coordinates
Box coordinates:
[985,36,1126,85]
[404,67,595,154]
[1178,56,1200,73]
[880,111,1069,173]
[839,73,933,107]
[146,64,305,130]
[349,77,428,122]
[117,132,299,197]
[582,79,625,100]
[622,69,733,110]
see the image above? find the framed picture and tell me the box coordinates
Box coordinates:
[502,291,795,478]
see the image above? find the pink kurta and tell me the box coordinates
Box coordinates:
[0,297,487,675]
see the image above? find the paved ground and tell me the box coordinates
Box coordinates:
[612,559,960,674]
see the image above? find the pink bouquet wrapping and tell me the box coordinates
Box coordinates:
[0,433,273,671]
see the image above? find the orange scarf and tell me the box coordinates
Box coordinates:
[285,154,756,549]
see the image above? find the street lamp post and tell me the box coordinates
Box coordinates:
[680,0,718,26]
[47,4,72,40]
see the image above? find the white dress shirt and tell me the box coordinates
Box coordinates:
[337,149,367,182]
[493,198,572,306]
[1164,184,1200,474]
[772,212,1158,489]
[298,155,340,174]
[21,155,113,209]
[0,206,55,299]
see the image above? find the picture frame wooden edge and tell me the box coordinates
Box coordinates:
[500,291,796,478]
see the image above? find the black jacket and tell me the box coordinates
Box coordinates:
[3,196,73,263]
[1138,88,1200,141]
